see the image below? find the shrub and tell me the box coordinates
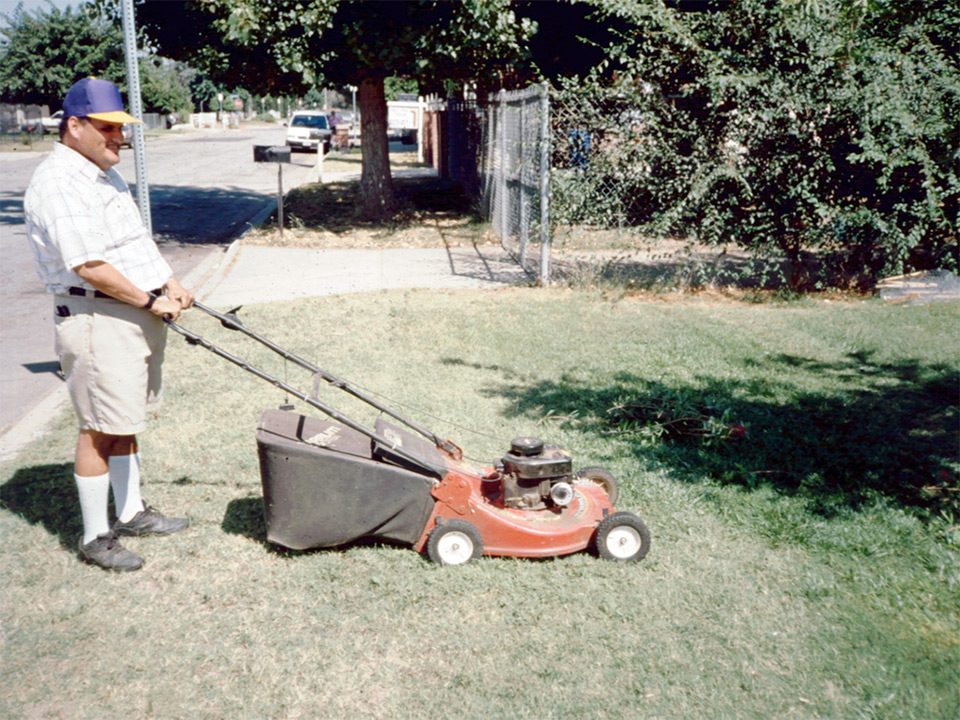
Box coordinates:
[554,0,959,289]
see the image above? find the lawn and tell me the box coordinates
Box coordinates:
[1,289,957,719]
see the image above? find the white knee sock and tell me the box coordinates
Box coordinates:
[75,473,111,545]
[109,453,145,523]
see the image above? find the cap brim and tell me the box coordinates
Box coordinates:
[86,110,142,124]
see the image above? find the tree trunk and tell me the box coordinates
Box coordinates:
[358,76,395,220]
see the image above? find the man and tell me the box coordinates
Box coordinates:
[24,77,194,572]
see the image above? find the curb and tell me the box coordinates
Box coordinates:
[0,384,68,464]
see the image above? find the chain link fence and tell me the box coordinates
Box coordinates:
[477,83,678,284]
[549,88,662,233]
[479,84,551,283]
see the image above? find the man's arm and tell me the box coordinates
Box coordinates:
[73,260,186,321]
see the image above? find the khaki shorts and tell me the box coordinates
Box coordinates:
[54,294,167,436]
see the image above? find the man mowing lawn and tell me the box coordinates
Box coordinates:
[24,78,194,571]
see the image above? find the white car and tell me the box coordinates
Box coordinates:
[41,111,63,132]
[285,111,332,152]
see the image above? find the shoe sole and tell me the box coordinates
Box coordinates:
[79,554,144,572]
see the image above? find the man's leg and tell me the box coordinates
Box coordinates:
[75,428,137,477]
[75,430,143,571]
[77,430,144,522]
[75,430,136,543]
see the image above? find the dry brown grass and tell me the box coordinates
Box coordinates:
[247,176,495,250]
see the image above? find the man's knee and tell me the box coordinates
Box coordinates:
[79,429,138,457]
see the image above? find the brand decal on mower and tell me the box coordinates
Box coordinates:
[305,426,341,447]
[382,427,403,449]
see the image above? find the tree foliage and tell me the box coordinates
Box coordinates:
[140,57,195,116]
[0,1,127,105]
[557,0,959,288]
[0,0,197,116]
[143,0,536,219]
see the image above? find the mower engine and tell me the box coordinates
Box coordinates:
[497,437,575,510]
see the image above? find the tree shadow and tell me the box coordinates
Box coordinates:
[0,463,80,546]
[142,183,285,246]
[270,177,482,235]
[493,351,959,519]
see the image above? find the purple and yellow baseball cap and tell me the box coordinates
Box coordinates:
[62,77,142,124]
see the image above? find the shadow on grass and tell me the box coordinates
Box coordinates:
[222,496,267,542]
[494,352,959,520]
[221,496,321,558]
[0,463,81,546]
[269,177,482,234]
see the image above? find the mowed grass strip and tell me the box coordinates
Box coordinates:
[1,290,957,719]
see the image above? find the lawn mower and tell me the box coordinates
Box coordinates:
[167,303,651,566]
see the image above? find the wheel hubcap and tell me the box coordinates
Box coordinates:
[438,532,473,565]
[606,526,641,559]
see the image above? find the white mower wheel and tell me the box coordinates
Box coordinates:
[594,512,651,563]
[427,519,483,566]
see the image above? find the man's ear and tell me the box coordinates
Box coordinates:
[63,116,84,140]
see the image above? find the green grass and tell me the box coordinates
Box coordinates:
[2,290,958,719]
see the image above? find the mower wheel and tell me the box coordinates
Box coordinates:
[427,519,483,566]
[575,467,619,505]
[594,512,650,563]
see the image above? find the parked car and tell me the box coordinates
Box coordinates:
[41,111,63,132]
[285,110,331,152]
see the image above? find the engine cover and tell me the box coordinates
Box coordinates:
[500,437,573,509]
[502,438,573,480]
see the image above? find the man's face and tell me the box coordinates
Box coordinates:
[64,117,125,171]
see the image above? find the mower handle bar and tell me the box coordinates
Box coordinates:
[165,303,454,477]
[194,301,448,446]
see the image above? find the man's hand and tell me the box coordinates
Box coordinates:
[149,295,184,322]
[164,277,195,310]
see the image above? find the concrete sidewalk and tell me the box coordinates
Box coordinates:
[198,242,528,307]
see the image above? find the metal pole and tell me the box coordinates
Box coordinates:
[518,93,527,267]
[120,0,151,236]
[277,163,284,241]
[539,81,551,285]
[498,89,507,251]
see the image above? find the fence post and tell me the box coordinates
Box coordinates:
[498,89,508,249]
[538,81,551,285]
[518,92,528,269]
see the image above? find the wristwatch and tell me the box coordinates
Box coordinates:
[142,293,157,310]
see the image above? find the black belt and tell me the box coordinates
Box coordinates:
[68,286,163,300]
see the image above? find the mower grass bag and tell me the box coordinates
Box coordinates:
[256,409,438,550]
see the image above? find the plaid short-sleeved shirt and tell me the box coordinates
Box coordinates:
[24,142,172,295]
